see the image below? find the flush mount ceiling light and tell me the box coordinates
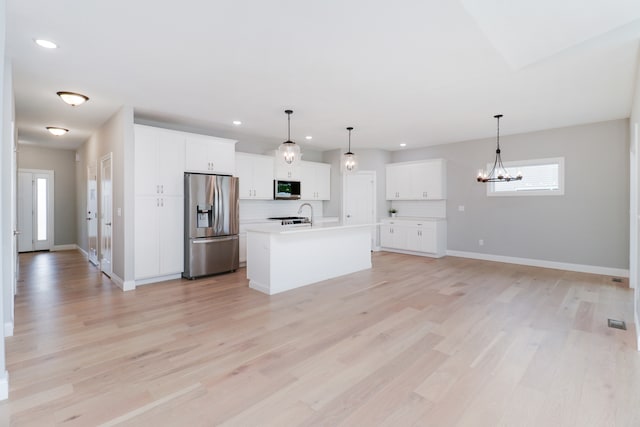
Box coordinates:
[342,126,358,174]
[46,126,69,136]
[57,91,89,106]
[477,114,522,183]
[278,109,301,165]
[305,136,313,140]
[400,143,407,147]
[34,39,58,49]
[232,120,242,125]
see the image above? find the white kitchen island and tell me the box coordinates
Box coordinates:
[245,222,374,295]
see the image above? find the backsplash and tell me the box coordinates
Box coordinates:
[389,200,446,218]
[239,200,324,221]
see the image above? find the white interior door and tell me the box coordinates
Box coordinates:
[17,169,53,252]
[87,164,98,266]
[100,154,113,277]
[343,171,377,249]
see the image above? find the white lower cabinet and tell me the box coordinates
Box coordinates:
[135,196,184,281]
[380,218,446,257]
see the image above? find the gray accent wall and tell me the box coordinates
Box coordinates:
[630,52,640,345]
[391,119,629,270]
[18,145,77,246]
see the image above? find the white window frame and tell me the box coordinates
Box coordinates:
[487,157,565,197]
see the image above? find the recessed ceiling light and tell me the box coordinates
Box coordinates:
[400,143,407,147]
[232,120,242,125]
[305,136,313,140]
[46,127,69,136]
[34,39,58,49]
[57,91,89,106]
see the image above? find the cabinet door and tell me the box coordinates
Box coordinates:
[185,135,236,174]
[157,131,185,196]
[315,163,331,200]
[252,155,275,199]
[380,224,394,248]
[418,222,437,253]
[235,153,255,199]
[386,164,410,200]
[134,126,159,196]
[135,196,160,279]
[158,196,184,275]
[405,226,422,252]
[423,160,445,199]
[300,162,316,200]
[275,160,301,180]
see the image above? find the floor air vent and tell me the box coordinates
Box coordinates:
[611,277,623,283]
[607,319,626,330]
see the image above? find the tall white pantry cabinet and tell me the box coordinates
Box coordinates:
[133,124,237,284]
[134,125,185,283]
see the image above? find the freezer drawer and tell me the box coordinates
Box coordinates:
[183,235,239,279]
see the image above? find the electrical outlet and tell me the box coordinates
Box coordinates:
[458,205,465,212]
[117,208,122,217]
[479,239,484,246]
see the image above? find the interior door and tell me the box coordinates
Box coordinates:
[343,171,377,248]
[87,163,98,266]
[17,169,53,252]
[100,154,113,277]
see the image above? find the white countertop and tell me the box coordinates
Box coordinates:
[245,222,378,235]
[382,216,446,221]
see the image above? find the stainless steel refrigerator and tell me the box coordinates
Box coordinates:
[183,173,239,279]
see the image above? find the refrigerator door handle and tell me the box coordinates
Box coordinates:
[192,236,238,244]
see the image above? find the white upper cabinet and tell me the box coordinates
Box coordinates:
[385,159,446,200]
[134,124,185,197]
[184,133,237,175]
[235,153,274,199]
[300,161,331,200]
[274,154,302,180]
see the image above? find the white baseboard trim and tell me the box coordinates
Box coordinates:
[635,306,639,352]
[77,246,88,258]
[0,371,8,400]
[446,250,629,278]
[135,274,182,287]
[381,247,445,258]
[111,274,136,292]
[249,280,272,295]
[51,244,78,252]
[4,321,13,337]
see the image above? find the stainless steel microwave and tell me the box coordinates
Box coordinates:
[274,180,301,200]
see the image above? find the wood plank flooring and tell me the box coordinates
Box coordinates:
[0,250,639,426]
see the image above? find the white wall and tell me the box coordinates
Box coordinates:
[392,119,629,273]
[630,46,640,350]
[0,0,10,399]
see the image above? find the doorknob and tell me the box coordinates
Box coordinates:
[105,222,112,226]
[13,230,21,235]
[346,214,351,218]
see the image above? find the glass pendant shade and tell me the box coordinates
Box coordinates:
[278,141,301,165]
[278,109,301,165]
[341,126,358,174]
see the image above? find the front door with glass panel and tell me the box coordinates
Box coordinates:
[17,169,53,252]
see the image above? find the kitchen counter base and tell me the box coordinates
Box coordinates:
[247,224,372,295]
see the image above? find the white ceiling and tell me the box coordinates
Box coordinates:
[7,1,640,152]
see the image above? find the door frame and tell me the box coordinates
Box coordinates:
[99,153,113,277]
[342,170,377,249]
[17,168,55,252]
[87,163,99,266]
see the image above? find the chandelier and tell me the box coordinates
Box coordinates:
[477,114,522,183]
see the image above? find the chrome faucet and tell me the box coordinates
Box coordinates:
[297,202,314,226]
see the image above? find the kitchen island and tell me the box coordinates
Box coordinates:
[245,222,374,295]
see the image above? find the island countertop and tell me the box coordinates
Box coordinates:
[245,222,378,235]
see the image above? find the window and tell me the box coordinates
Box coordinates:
[487,157,564,196]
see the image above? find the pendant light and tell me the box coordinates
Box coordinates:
[278,109,301,165]
[476,114,522,183]
[342,126,358,174]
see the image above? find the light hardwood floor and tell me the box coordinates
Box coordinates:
[1,250,639,426]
